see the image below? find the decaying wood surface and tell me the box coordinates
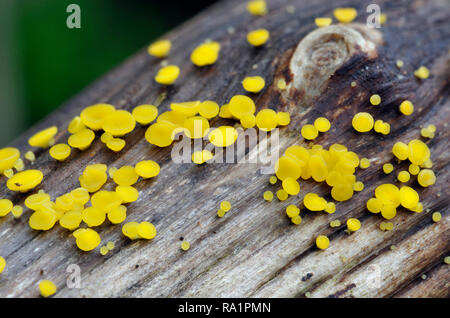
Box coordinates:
[0,0,449,298]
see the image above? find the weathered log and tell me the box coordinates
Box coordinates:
[0,0,449,297]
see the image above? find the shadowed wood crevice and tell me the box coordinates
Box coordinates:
[0,0,449,297]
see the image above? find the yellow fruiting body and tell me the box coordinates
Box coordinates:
[59,211,82,231]
[28,126,58,148]
[247,0,267,16]
[106,138,126,152]
[107,241,115,250]
[135,160,160,179]
[240,114,256,128]
[49,144,71,161]
[183,116,210,139]
[80,104,116,131]
[191,41,220,67]
[25,192,51,211]
[315,17,332,27]
[352,112,374,132]
[370,94,381,106]
[147,39,171,58]
[113,166,139,186]
[107,205,127,224]
[11,205,23,218]
[359,158,370,169]
[276,112,290,126]
[55,193,75,212]
[263,190,274,202]
[132,104,158,125]
[399,100,414,115]
[0,147,21,171]
[381,204,397,220]
[75,228,101,251]
[0,199,13,217]
[397,171,410,183]
[14,158,25,171]
[199,101,220,119]
[417,169,435,187]
[256,109,278,131]
[242,76,265,93]
[68,116,86,134]
[0,256,5,273]
[304,193,327,211]
[353,181,364,191]
[100,246,109,256]
[220,201,231,212]
[269,175,277,185]
[408,139,430,165]
[192,150,213,164]
[170,101,200,117]
[116,186,139,203]
[39,280,57,298]
[414,66,430,79]
[155,65,180,85]
[181,240,190,251]
[247,29,270,47]
[68,128,95,150]
[91,190,122,212]
[25,150,36,162]
[331,184,354,201]
[330,220,341,228]
[432,212,441,223]
[392,142,409,161]
[408,164,420,175]
[301,124,319,140]
[291,215,302,225]
[316,235,330,250]
[29,209,57,231]
[276,189,288,201]
[277,79,287,90]
[314,117,331,132]
[100,132,113,144]
[375,184,400,207]
[3,169,13,178]
[82,207,106,227]
[102,110,136,136]
[282,177,300,195]
[325,202,336,214]
[145,122,176,147]
[333,8,357,23]
[347,218,361,232]
[217,209,226,218]
[399,186,419,210]
[7,169,43,192]
[218,104,233,118]
[274,156,302,181]
[136,221,157,240]
[228,95,255,119]
[70,187,90,205]
[208,126,238,147]
[79,164,108,193]
[286,205,300,218]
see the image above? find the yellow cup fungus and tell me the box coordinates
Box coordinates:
[39,280,57,297]
[219,104,233,118]
[392,142,409,160]
[369,94,381,106]
[68,116,86,134]
[274,156,302,181]
[198,101,220,119]
[113,166,139,186]
[276,189,288,201]
[116,186,139,203]
[408,164,420,175]
[91,190,123,212]
[432,212,441,223]
[0,256,5,273]
[191,41,220,67]
[0,199,13,217]
[135,160,160,179]
[55,193,75,212]
[399,186,419,210]
[316,235,330,249]
[282,177,300,195]
[247,29,270,47]
[333,8,357,23]
[291,215,302,225]
[102,110,136,137]
[276,112,291,126]
[192,150,213,164]
[220,201,231,212]
[80,104,116,131]
[256,109,278,131]
[28,126,58,148]
[314,117,331,132]
[68,128,95,150]
[7,169,43,192]
[132,104,158,125]
[408,139,430,165]
[183,116,210,139]
[247,0,267,16]
[29,209,57,231]
[75,228,101,251]
[12,205,23,218]
[303,193,327,211]
[397,171,410,183]
[301,124,319,140]
[181,240,190,251]
[155,65,180,85]
[145,122,177,147]
[107,205,127,224]
[25,150,36,162]
[417,169,435,187]
[228,95,255,119]
[82,207,106,227]
[137,221,157,240]
[263,190,274,202]
[366,198,381,213]
[49,144,71,161]
[286,205,300,218]
[242,76,265,93]
[325,202,336,214]
[352,112,374,132]
[240,114,256,128]
[59,211,83,231]
[79,164,108,193]
[0,147,21,171]
[171,101,200,117]
[315,17,332,27]
[346,218,361,232]
[414,66,430,79]
[208,126,238,147]
[71,187,90,205]
[106,138,126,152]
[399,100,414,115]
[147,39,171,58]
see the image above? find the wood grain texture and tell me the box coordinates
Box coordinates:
[0,0,449,297]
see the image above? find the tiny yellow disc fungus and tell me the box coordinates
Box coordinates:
[399,100,414,115]
[155,65,180,85]
[397,171,410,183]
[68,116,86,134]
[420,127,432,139]
[331,184,354,202]
[316,235,330,250]
[352,112,374,132]
[367,198,381,213]
[269,175,277,184]
[263,190,274,202]
[375,184,400,207]
[374,120,384,133]
[14,158,24,171]
[171,101,201,117]
[113,166,139,187]
[0,147,21,171]
[247,0,267,16]
[145,122,176,147]
[346,218,361,232]
[49,144,71,161]
[300,124,319,141]
[80,104,116,131]
[304,193,327,211]
[25,150,36,162]
[314,117,331,132]
[276,189,288,201]
[399,186,419,210]
[333,8,357,23]
[242,76,265,93]
[432,212,441,223]
[3,169,13,178]
[217,209,226,218]
[325,202,336,214]
[353,181,364,192]
[147,39,171,58]
[0,199,13,217]
[70,187,90,205]
[199,101,220,119]
[412,202,423,213]
[445,256,450,265]
[291,215,302,225]
[240,114,256,128]
[359,158,370,169]
[286,205,299,218]
[315,17,332,27]
[28,126,58,148]
[107,205,127,224]
[137,221,157,239]
[228,95,255,119]
[220,201,231,212]
[102,110,136,136]
[7,169,43,192]
[277,79,287,90]
[330,220,341,228]
[218,104,233,118]
[39,280,57,298]
[417,169,435,187]
[282,177,300,195]
[116,186,139,203]
[247,29,270,47]
[181,240,190,251]
[75,228,101,251]
[396,60,404,68]
[132,104,158,125]
[11,205,23,218]
[408,139,430,165]
[25,192,51,211]
[79,164,108,193]
[29,209,57,231]
[276,112,290,126]
[192,150,213,164]
[106,138,126,152]
[183,116,210,139]
[68,128,95,150]
[208,126,238,147]
[135,160,160,179]
[191,41,220,67]
[381,204,397,220]
[0,256,5,273]
[91,190,122,212]
[82,207,106,227]
[274,156,302,180]
[392,142,409,161]
[408,163,420,175]
[308,154,328,182]
[100,246,109,256]
[256,109,278,131]
[100,132,113,144]
[414,66,430,79]
[107,241,115,250]
[370,94,381,106]
[55,193,75,212]
[59,211,82,231]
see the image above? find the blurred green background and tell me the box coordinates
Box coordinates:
[0,0,215,146]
